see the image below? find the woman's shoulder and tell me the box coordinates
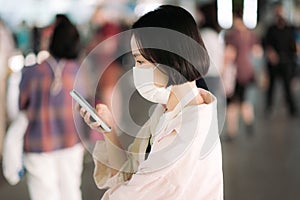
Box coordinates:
[186,88,217,111]
[180,90,217,131]
[65,59,80,65]
[22,62,44,76]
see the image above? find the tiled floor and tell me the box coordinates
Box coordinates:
[222,81,300,200]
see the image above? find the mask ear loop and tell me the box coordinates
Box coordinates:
[154,63,160,71]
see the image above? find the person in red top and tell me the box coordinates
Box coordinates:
[224,12,262,140]
[19,16,84,200]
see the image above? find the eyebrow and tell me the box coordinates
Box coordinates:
[133,53,141,58]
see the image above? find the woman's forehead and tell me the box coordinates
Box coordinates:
[130,36,141,55]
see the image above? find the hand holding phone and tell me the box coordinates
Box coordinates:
[70,90,112,132]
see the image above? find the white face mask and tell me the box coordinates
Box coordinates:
[133,66,171,104]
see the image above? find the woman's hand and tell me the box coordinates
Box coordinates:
[79,104,113,133]
[200,89,214,104]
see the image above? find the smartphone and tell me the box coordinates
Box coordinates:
[70,90,111,132]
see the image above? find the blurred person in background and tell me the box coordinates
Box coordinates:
[88,23,123,107]
[85,16,123,128]
[224,11,262,141]
[84,22,124,142]
[0,18,15,158]
[19,15,84,200]
[39,14,73,53]
[31,25,40,55]
[263,2,298,117]
[196,0,226,134]
[14,20,31,55]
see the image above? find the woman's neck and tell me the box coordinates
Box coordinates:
[165,81,203,112]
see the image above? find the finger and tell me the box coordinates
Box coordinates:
[89,121,106,133]
[90,121,103,130]
[80,107,87,117]
[84,112,92,124]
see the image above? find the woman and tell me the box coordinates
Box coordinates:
[81,5,223,199]
[19,16,84,200]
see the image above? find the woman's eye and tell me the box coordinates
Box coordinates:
[136,60,144,65]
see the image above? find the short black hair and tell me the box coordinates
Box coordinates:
[132,5,210,86]
[49,16,80,59]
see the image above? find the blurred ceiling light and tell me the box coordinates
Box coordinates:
[86,0,98,6]
[217,0,233,29]
[243,0,258,29]
[37,50,50,64]
[8,54,25,73]
[25,53,37,67]
[101,3,134,23]
[51,0,70,14]
[93,0,128,6]
[134,2,162,17]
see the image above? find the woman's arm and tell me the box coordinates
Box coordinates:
[80,103,153,189]
[81,104,127,175]
[102,130,127,176]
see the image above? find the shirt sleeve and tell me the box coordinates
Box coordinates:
[101,172,179,200]
[92,122,151,189]
[98,127,189,200]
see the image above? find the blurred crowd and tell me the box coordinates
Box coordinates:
[195,1,299,141]
[0,1,299,199]
[0,6,132,156]
[0,6,132,200]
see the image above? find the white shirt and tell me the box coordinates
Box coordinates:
[201,28,225,77]
[93,89,224,199]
